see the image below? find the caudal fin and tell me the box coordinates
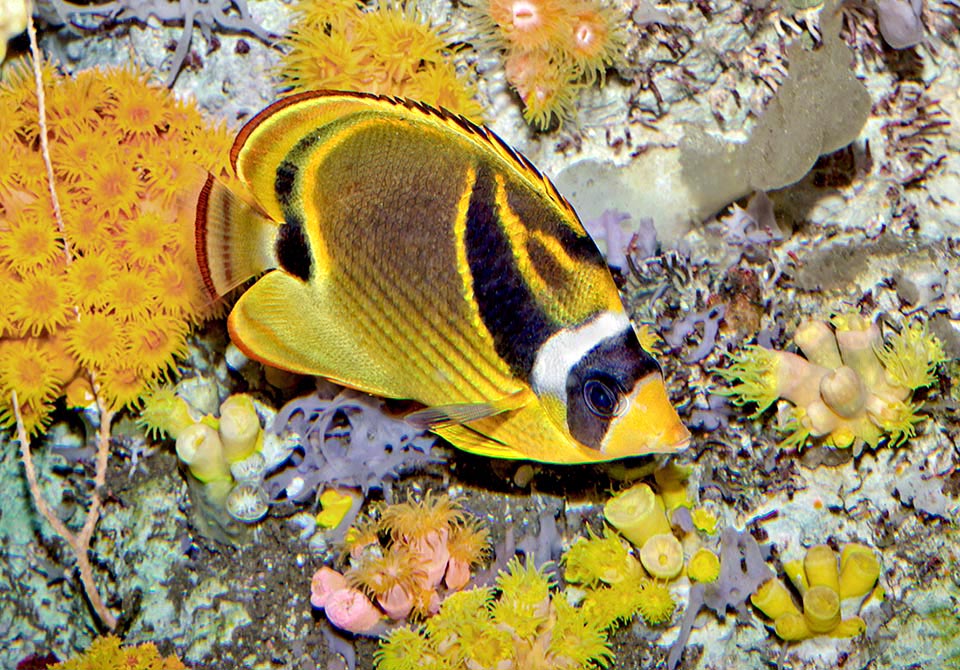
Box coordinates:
[195,175,280,299]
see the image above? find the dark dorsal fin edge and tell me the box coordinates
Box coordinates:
[231,90,581,224]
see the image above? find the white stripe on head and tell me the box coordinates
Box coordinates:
[531,311,631,401]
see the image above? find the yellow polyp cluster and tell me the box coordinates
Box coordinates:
[280,0,483,122]
[476,0,627,129]
[50,634,187,669]
[375,557,616,670]
[751,542,880,642]
[719,314,946,451]
[564,527,643,586]
[0,62,231,433]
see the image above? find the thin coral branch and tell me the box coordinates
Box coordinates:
[13,391,118,630]
[25,1,72,264]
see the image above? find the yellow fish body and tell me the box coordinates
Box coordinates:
[196,91,690,463]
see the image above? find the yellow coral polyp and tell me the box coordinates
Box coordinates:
[603,481,672,548]
[839,544,881,600]
[717,345,783,414]
[636,578,675,626]
[687,548,721,583]
[563,527,640,586]
[639,533,684,581]
[757,543,880,642]
[876,321,946,389]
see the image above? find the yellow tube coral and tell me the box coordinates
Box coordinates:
[687,548,721,583]
[775,612,813,641]
[218,394,262,463]
[751,577,801,620]
[604,482,671,548]
[802,585,841,634]
[839,544,880,599]
[803,545,840,592]
[176,423,231,483]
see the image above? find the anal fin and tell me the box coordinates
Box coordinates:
[228,270,405,398]
[430,423,528,460]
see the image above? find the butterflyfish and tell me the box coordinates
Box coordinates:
[195,91,691,464]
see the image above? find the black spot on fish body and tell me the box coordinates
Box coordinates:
[466,164,555,379]
[276,214,312,282]
[275,160,297,207]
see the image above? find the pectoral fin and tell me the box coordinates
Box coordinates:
[228,270,404,397]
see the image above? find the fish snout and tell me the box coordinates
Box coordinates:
[601,374,691,458]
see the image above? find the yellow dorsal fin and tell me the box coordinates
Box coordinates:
[230,90,581,229]
[196,175,279,298]
[405,389,533,430]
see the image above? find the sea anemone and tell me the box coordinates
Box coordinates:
[491,557,553,639]
[567,1,624,83]
[444,517,492,590]
[563,527,641,587]
[347,546,428,608]
[137,385,197,440]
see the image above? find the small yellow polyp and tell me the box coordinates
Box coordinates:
[803,585,841,634]
[219,394,263,463]
[831,615,867,638]
[604,482,672,548]
[316,488,358,529]
[687,548,721,583]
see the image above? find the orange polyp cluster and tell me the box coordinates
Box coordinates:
[0,61,231,433]
[480,0,626,129]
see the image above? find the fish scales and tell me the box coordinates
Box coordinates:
[314,121,519,402]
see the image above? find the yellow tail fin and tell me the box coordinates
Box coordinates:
[195,175,279,298]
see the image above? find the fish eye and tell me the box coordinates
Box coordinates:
[582,377,624,418]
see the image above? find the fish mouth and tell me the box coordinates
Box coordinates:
[600,374,692,458]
